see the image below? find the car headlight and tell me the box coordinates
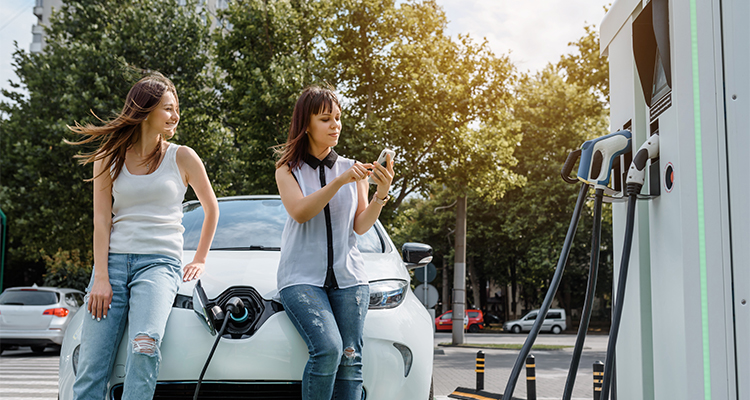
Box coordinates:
[368,280,407,309]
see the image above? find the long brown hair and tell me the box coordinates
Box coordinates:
[67,72,179,181]
[275,85,340,170]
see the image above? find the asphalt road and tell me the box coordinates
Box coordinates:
[0,332,610,400]
[433,332,609,400]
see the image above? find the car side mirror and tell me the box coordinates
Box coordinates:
[401,242,433,269]
[193,280,216,336]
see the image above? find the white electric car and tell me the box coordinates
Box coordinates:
[58,195,434,400]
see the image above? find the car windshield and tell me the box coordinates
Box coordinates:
[0,290,58,305]
[182,198,386,253]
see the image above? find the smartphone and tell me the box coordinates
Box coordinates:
[368,148,395,185]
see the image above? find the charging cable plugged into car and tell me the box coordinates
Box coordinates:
[190,280,281,400]
[192,281,247,400]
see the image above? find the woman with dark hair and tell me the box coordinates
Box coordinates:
[275,85,394,400]
[67,73,219,400]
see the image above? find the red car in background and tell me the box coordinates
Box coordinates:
[435,309,484,333]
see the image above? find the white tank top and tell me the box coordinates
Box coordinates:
[277,150,368,291]
[109,143,187,261]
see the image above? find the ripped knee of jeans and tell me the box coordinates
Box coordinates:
[132,333,159,357]
[343,346,356,359]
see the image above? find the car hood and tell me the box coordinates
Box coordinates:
[179,250,409,300]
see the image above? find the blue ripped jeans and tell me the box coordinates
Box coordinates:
[280,284,369,400]
[72,253,182,400]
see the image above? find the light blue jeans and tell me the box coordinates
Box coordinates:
[72,253,182,400]
[280,284,369,400]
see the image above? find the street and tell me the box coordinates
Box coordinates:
[0,348,59,399]
[433,332,608,400]
[0,332,608,400]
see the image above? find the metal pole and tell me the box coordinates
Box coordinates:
[475,351,485,391]
[442,258,449,313]
[423,264,428,307]
[593,361,604,400]
[526,354,537,400]
[452,195,467,344]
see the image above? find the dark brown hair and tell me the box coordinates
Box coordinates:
[67,72,179,181]
[275,85,340,170]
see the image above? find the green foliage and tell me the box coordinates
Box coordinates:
[327,0,521,211]
[558,24,609,107]
[1,0,611,314]
[41,248,92,291]
[0,0,219,278]
[392,26,612,317]
[214,0,329,195]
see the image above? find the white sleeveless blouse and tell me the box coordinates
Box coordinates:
[277,150,368,291]
[109,143,188,261]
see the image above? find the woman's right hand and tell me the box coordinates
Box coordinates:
[337,162,372,185]
[88,277,112,321]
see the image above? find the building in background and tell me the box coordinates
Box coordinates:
[30,0,62,53]
[30,0,230,54]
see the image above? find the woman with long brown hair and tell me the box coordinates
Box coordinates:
[67,73,219,400]
[275,85,394,400]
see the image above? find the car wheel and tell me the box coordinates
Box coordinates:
[468,324,479,333]
[551,325,562,334]
[511,325,521,334]
[31,346,46,354]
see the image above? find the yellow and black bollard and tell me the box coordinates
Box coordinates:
[525,354,536,400]
[593,361,604,400]
[475,351,485,391]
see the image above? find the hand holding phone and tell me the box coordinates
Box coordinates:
[368,148,395,185]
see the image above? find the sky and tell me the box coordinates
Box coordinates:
[0,0,610,99]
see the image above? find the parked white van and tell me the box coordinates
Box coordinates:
[503,309,567,334]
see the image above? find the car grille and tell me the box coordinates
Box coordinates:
[110,382,302,400]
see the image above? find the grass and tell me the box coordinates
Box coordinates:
[438,343,572,350]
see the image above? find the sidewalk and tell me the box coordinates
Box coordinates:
[431,332,609,400]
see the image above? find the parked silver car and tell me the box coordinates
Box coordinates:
[0,286,85,354]
[503,308,567,334]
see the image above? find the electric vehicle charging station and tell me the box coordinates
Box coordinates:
[600,0,750,399]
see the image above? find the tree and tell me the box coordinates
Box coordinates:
[214,0,330,195]
[390,25,613,324]
[0,0,221,284]
[326,0,521,212]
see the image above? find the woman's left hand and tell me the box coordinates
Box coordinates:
[183,261,205,282]
[371,154,395,197]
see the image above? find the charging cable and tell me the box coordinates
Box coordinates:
[502,181,589,399]
[601,134,659,400]
[562,187,604,400]
[194,297,245,400]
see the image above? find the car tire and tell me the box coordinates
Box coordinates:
[31,346,46,354]
[468,324,479,333]
[511,325,521,334]
[551,325,562,334]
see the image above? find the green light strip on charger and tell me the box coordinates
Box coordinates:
[689,0,711,398]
